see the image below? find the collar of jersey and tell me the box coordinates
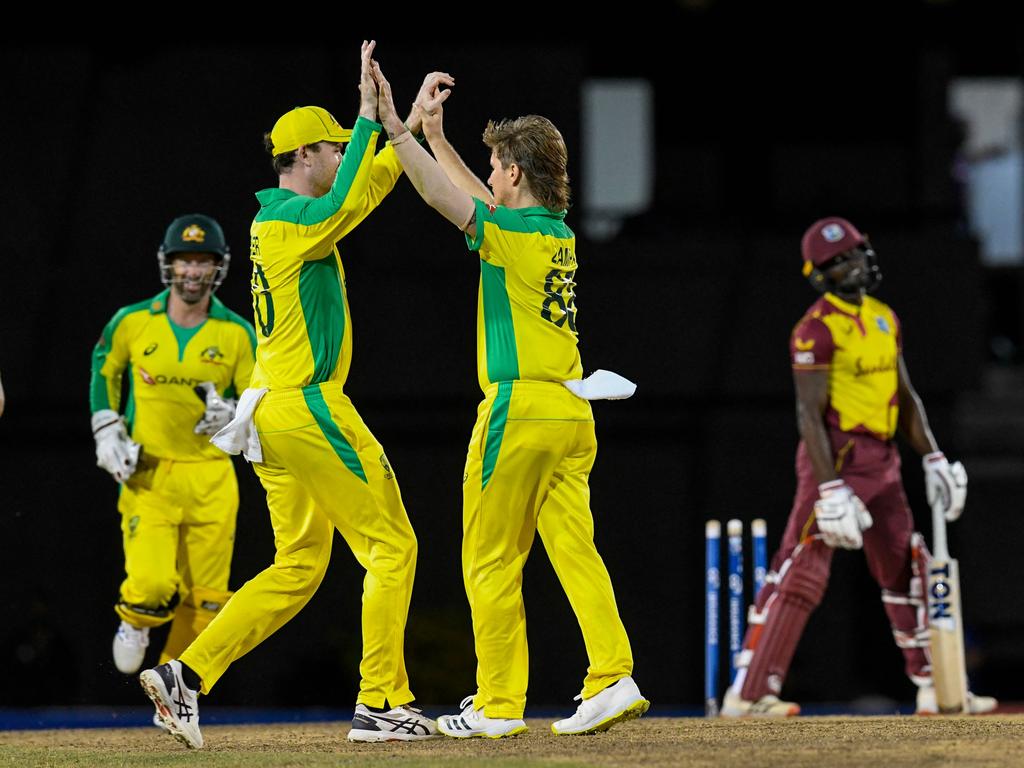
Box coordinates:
[512,205,566,220]
[823,292,863,317]
[146,288,231,320]
[256,187,298,206]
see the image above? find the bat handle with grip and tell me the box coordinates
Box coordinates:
[931,500,949,560]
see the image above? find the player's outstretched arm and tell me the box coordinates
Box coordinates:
[373,61,476,236]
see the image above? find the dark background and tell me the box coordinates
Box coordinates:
[2,3,1022,712]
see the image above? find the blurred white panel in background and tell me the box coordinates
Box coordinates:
[582,79,654,241]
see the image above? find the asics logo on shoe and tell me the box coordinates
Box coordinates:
[371,714,431,735]
[175,688,193,722]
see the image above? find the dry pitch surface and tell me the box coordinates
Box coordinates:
[2,716,1024,767]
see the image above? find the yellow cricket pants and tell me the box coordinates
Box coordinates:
[464,380,633,719]
[116,457,237,660]
[180,382,418,708]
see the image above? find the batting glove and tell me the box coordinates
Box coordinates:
[923,451,968,522]
[92,409,141,483]
[814,480,873,550]
[194,381,236,436]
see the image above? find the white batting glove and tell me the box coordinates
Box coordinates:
[814,480,873,550]
[91,409,141,483]
[194,382,236,436]
[923,452,968,522]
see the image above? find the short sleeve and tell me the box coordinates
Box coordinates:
[790,315,835,371]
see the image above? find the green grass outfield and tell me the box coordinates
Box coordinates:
[3,716,1024,768]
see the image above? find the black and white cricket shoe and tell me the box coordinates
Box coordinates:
[139,660,203,749]
[347,703,440,742]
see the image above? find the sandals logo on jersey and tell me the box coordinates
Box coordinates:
[379,453,394,480]
[199,346,226,365]
[875,316,891,334]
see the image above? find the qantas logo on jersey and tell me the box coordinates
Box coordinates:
[137,366,208,388]
[854,355,897,377]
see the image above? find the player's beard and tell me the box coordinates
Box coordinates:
[174,278,213,305]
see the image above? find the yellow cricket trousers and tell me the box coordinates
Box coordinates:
[116,457,237,661]
[180,382,418,708]
[464,380,633,719]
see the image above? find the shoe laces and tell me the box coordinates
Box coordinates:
[572,693,602,720]
[458,694,475,713]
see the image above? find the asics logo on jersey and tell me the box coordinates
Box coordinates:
[144,343,158,356]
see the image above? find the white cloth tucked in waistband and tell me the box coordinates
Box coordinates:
[561,369,636,400]
[210,387,268,463]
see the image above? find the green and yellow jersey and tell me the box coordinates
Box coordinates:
[467,200,583,392]
[90,290,257,461]
[248,117,402,391]
[790,292,901,440]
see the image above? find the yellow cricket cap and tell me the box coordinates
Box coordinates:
[270,106,353,156]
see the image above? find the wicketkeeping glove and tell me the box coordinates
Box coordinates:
[813,480,873,550]
[91,409,141,483]
[923,451,968,522]
[194,381,236,436]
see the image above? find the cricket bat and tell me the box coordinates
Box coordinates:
[927,500,969,713]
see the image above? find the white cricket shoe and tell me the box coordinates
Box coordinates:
[139,660,202,749]
[112,621,149,674]
[347,703,439,742]
[552,677,650,735]
[720,684,800,718]
[437,695,528,739]
[915,685,998,715]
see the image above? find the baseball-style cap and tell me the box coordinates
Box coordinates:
[270,106,353,156]
[161,214,228,257]
[801,216,866,267]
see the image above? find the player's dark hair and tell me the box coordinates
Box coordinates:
[483,116,571,212]
[264,133,326,175]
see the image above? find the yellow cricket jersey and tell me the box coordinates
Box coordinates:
[248,117,402,391]
[790,292,901,440]
[466,199,583,391]
[90,290,257,461]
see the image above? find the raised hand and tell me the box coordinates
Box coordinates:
[358,40,378,121]
[370,60,407,140]
[408,72,454,135]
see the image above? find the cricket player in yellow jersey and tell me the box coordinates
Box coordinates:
[371,61,648,738]
[139,43,445,749]
[722,217,996,717]
[90,213,255,680]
